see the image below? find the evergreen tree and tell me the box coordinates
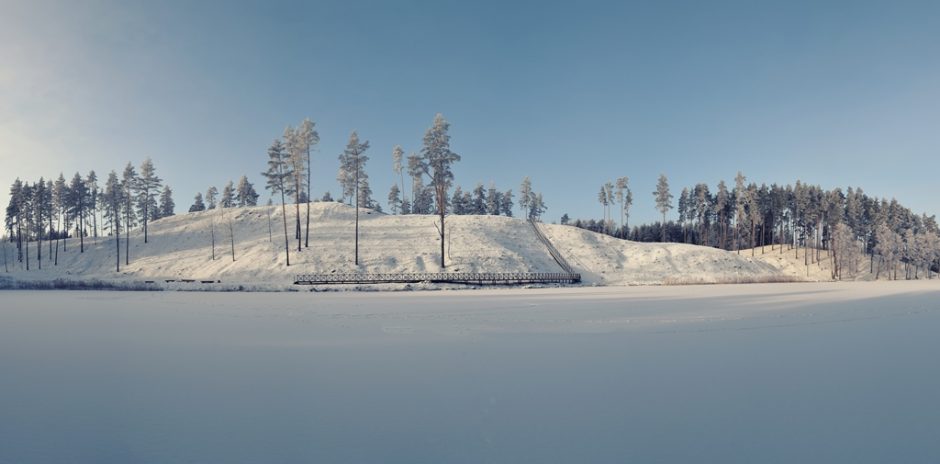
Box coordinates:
[420,114,461,268]
[388,184,402,214]
[189,192,206,212]
[486,183,499,215]
[392,145,405,206]
[472,183,486,214]
[519,177,532,217]
[205,186,218,209]
[122,163,138,265]
[299,118,319,248]
[103,171,123,271]
[159,185,175,218]
[235,176,259,207]
[339,131,370,265]
[262,139,292,266]
[220,180,235,208]
[653,174,674,242]
[500,189,514,217]
[69,172,87,253]
[85,171,99,240]
[135,158,162,243]
[450,186,466,214]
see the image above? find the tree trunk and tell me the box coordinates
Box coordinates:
[267,209,273,242]
[79,203,85,253]
[305,148,311,248]
[125,206,130,266]
[354,158,360,266]
[210,222,216,261]
[280,191,290,266]
[115,208,121,272]
[440,209,446,268]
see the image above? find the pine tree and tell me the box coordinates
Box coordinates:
[135,158,161,243]
[519,177,532,217]
[472,183,486,215]
[420,114,461,268]
[52,174,66,263]
[486,183,499,215]
[392,145,406,209]
[33,178,45,268]
[284,125,307,248]
[734,172,748,252]
[299,118,319,248]
[339,131,370,265]
[220,181,235,208]
[122,163,138,265]
[103,171,123,271]
[451,186,466,214]
[205,186,218,209]
[189,192,206,212]
[159,185,175,218]
[388,184,402,214]
[85,171,99,241]
[654,174,673,242]
[69,172,87,253]
[500,189,514,217]
[407,152,423,207]
[235,176,259,207]
[262,139,292,266]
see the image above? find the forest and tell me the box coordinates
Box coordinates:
[5,113,939,281]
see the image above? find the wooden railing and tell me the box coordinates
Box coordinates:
[294,272,580,285]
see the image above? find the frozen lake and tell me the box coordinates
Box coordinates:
[2,282,940,463]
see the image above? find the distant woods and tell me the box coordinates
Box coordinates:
[568,172,940,280]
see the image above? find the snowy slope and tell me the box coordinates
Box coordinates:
[4,202,802,289]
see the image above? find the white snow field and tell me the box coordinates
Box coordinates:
[4,202,797,289]
[2,281,940,463]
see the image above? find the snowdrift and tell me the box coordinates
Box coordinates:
[4,202,800,289]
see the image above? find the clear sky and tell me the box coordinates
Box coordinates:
[2,0,938,225]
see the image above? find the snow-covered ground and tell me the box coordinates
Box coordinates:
[3,202,799,289]
[1,281,939,462]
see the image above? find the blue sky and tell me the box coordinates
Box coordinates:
[2,0,938,225]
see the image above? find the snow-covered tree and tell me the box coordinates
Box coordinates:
[220,181,235,208]
[388,184,402,214]
[85,171,98,240]
[189,192,206,212]
[392,145,405,205]
[135,158,161,243]
[299,118,319,248]
[121,163,138,265]
[159,185,175,218]
[653,174,673,242]
[485,183,499,215]
[235,176,259,207]
[500,189,514,217]
[205,186,218,210]
[69,172,88,252]
[420,114,461,268]
[102,171,123,271]
[519,177,532,217]
[262,139,292,266]
[338,131,370,265]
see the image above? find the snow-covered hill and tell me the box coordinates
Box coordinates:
[4,202,801,289]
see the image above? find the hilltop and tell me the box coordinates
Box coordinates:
[4,202,806,290]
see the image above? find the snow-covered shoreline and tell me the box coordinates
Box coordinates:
[4,202,927,292]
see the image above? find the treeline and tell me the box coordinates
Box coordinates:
[567,172,940,280]
[4,158,172,272]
